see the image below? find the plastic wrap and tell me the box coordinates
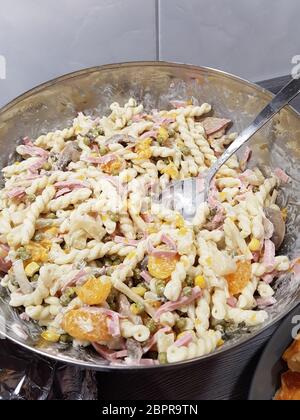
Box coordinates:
[0,340,98,400]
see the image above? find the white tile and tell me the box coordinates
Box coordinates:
[0,0,156,107]
[159,0,300,82]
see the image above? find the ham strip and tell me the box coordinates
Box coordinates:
[61,269,88,292]
[140,270,152,284]
[140,130,157,139]
[54,180,89,189]
[143,326,171,353]
[174,332,193,347]
[256,297,276,309]
[274,168,290,184]
[6,187,26,199]
[161,233,177,251]
[263,240,276,272]
[201,117,231,136]
[55,187,72,198]
[17,144,49,159]
[170,100,188,109]
[154,287,202,320]
[28,156,48,173]
[82,154,117,165]
[149,249,178,258]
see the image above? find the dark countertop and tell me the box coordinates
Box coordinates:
[1,75,299,401]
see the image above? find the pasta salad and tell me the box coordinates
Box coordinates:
[0,98,292,365]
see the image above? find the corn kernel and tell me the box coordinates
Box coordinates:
[157,127,169,144]
[205,256,212,266]
[25,262,40,277]
[167,112,177,119]
[194,275,206,289]
[248,237,261,252]
[131,286,147,297]
[161,163,179,179]
[175,214,185,229]
[179,227,188,236]
[130,302,144,315]
[219,191,227,201]
[41,330,60,343]
[281,207,288,221]
[217,338,225,348]
[126,251,137,260]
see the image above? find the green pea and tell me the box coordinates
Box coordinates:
[180,145,190,156]
[185,277,194,287]
[47,213,57,219]
[27,194,36,202]
[145,319,158,334]
[59,334,73,344]
[175,318,187,331]
[83,137,91,146]
[158,352,168,364]
[182,286,192,297]
[33,233,42,242]
[99,145,108,156]
[31,274,39,283]
[16,247,31,261]
[60,287,77,307]
[42,162,51,171]
[155,280,165,297]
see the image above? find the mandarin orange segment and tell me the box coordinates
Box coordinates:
[225,260,252,296]
[148,254,179,280]
[76,276,111,305]
[62,308,111,342]
[101,157,123,174]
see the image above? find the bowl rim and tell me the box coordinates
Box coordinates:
[0,60,299,371]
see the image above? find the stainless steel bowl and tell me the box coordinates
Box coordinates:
[0,62,299,371]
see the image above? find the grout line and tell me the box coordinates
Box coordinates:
[155,0,160,60]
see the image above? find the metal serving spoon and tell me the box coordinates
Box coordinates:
[159,77,300,220]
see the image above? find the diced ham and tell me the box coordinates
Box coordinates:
[19,312,31,322]
[205,207,225,231]
[141,213,154,223]
[92,343,128,362]
[174,332,193,347]
[132,113,147,122]
[161,233,177,251]
[0,257,11,273]
[262,272,276,284]
[263,240,276,272]
[6,187,26,200]
[227,297,238,308]
[170,100,188,109]
[256,297,277,309]
[208,178,219,208]
[154,287,202,320]
[23,136,32,145]
[201,117,231,136]
[140,270,152,284]
[274,168,291,184]
[240,147,252,171]
[124,358,158,366]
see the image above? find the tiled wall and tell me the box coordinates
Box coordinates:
[0,0,299,106]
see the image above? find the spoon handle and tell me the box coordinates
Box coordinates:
[206,77,300,188]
